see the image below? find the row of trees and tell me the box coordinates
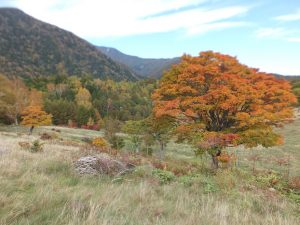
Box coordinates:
[0,74,156,129]
[291,79,300,105]
[40,76,156,128]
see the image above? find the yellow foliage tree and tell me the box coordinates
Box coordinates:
[75,87,92,108]
[21,106,52,132]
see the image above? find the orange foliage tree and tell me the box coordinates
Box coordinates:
[152,51,297,168]
[21,106,52,133]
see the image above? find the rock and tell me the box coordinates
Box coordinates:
[268,188,276,192]
[74,154,130,176]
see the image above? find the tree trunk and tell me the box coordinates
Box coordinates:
[211,149,221,169]
[29,126,34,135]
[211,155,219,169]
[159,141,165,160]
[15,118,18,126]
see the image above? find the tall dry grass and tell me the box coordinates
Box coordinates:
[0,131,299,225]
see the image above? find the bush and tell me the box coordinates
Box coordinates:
[81,137,92,144]
[178,175,194,187]
[288,177,300,190]
[18,141,31,150]
[152,169,175,184]
[255,171,281,188]
[30,140,44,153]
[92,137,108,149]
[110,135,125,150]
[203,181,219,193]
[151,159,200,176]
[40,132,59,140]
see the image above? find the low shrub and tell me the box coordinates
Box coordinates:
[288,176,300,191]
[18,141,31,150]
[51,128,61,133]
[30,140,44,153]
[19,140,44,153]
[92,137,108,149]
[254,171,286,190]
[109,135,125,150]
[217,151,237,168]
[178,175,194,187]
[152,169,176,184]
[81,137,92,144]
[203,179,219,193]
[40,132,59,140]
[151,159,200,176]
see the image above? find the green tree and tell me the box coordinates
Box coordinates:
[122,120,145,153]
[44,100,76,125]
[76,106,94,127]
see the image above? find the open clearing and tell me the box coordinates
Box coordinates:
[0,116,299,225]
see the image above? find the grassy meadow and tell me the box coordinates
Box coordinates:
[0,114,299,225]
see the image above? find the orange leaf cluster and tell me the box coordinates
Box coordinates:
[217,151,237,164]
[21,105,52,127]
[153,51,297,148]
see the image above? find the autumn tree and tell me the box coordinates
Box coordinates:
[5,77,30,125]
[0,74,15,123]
[0,75,42,125]
[152,51,297,168]
[21,106,52,134]
[76,87,92,108]
[104,118,124,150]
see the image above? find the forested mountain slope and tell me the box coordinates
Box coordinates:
[0,8,138,81]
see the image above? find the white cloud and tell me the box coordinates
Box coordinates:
[186,21,248,36]
[275,9,300,22]
[255,27,289,38]
[287,37,300,42]
[12,0,249,38]
[255,27,300,44]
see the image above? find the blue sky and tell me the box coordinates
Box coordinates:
[1,0,300,75]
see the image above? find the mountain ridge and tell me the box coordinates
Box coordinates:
[0,8,139,81]
[98,46,300,80]
[97,46,180,78]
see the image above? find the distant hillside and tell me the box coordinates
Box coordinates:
[0,8,138,81]
[273,74,300,81]
[98,46,180,78]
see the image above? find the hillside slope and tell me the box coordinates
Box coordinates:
[0,8,138,81]
[98,46,180,78]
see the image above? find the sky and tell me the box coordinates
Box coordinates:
[1,0,300,75]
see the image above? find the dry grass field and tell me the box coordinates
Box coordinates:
[0,116,299,225]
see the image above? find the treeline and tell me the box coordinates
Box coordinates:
[0,74,157,128]
[291,80,300,105]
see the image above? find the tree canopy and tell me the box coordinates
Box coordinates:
[152,51,297,165]
[21,105,52,127]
